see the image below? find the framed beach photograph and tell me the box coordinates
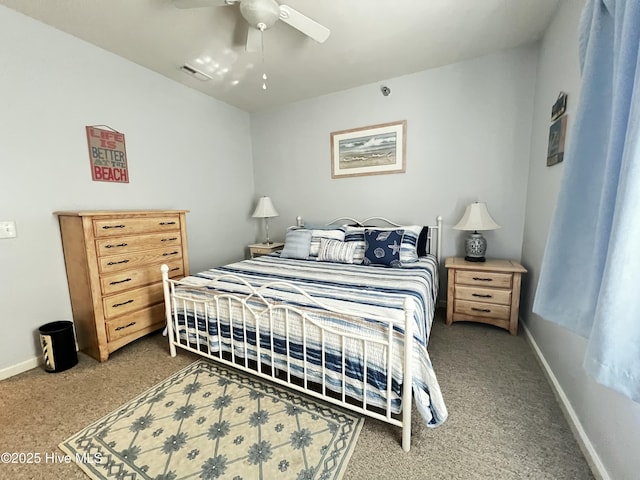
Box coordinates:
[547,115,567,166]
[331,120,406,178]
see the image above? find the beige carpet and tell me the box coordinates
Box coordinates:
[0,310,595,479]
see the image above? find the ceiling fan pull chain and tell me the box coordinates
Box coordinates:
[259,23,268,91]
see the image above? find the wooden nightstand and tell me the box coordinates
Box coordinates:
[248,242,284,258]
[445,257,527,335]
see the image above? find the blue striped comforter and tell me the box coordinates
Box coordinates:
[173,253,448,427]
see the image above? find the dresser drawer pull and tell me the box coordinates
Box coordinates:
[102,224,125,229]
[107,259,130,266]
[109,278,132,285]
[472,293,493,298]
[112,299,134,308]
[161,237,178,242]
[115,321,136,331]
[471,307,491,313]
[472,277,493,282]
[170,267,180,271]
[160,221,176,226]
[162,251,179,256]
[105,243,128,248]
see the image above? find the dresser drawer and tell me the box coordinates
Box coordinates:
[93,215,181,238]
[102,283,165,319]
[454,285,511,306]
[101,260,183,295]
[456,270,512,289]
[454,299,511,320]
[106,303,165,342]
[95,232,182,257]
[99,246,183,273]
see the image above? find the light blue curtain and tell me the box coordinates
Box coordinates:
[533,0,640,402]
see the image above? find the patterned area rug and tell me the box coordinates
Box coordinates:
[60,359,363,480]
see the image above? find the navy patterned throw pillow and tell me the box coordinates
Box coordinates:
[363,229,403,267]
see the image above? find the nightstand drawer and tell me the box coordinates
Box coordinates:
[252,246,276,255]
[454,300,511,320]
[249,242,284,258]
[456,270,512,289]
[454,285,511,305]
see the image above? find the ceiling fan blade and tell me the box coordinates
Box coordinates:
[278,4,330,43]
[173,0,234,9]
[246,27,262,52]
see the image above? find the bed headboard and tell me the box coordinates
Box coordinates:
[297,215,443,264]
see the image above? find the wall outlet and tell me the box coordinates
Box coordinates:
[0,221,17,239]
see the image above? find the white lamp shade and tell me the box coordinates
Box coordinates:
[252,196,279,218]
[453,202,500,231]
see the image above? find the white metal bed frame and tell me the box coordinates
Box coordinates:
[161,216,442,452]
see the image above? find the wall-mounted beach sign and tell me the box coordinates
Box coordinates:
[85,125,129,183]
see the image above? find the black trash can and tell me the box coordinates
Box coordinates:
[38,321,78,373]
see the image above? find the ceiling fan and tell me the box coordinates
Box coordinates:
[174,0,331,51]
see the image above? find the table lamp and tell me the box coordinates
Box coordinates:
[453,202,500,262]
[252,196,279,244]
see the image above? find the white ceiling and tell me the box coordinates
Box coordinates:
[0,0,560,113]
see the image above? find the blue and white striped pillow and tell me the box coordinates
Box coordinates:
[317,238,357,264]
[309,228,346,257]
[280,228,313,260]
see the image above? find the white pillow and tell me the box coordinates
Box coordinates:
[309,229,346,257]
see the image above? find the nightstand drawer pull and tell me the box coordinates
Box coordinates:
[472,293,493,298]
[107,259,130,266]
[161,237,178,242]
[115,321,136,331]
[109,278,132,285]
[105,243,128,248]
[159,221,176,226]
[471,307,491,313]
[170,267,180,271]
[102,224,125,229]
[473,277,493,281]
[112,299,134,308]
[162,251,179,256]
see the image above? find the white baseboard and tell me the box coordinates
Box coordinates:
[521,322,610,480]
[0,356,42,381]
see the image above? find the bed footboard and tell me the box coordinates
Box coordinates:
[161,264,415,451]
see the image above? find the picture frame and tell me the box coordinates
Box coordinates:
[86,125,129,183]
[331,120,406,178]
[547,115,567,167]
[551,92,567,121]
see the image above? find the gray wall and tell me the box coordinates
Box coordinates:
[250,45,538,265]
[0,6,256,373]
[521,1,640,479]
[3,2,638,478]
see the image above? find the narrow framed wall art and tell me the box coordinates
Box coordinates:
[547,115,567,167]
[86,125,129,183]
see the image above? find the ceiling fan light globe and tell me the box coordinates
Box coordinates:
[239,0,281,30]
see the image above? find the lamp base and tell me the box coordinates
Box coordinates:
[464,232,488,262]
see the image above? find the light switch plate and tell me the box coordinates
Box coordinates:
[0,221,17,239]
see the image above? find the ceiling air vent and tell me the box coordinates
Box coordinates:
[179,64,212,81]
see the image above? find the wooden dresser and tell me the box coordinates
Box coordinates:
[55,210,189,361]
[445,257,527,335]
